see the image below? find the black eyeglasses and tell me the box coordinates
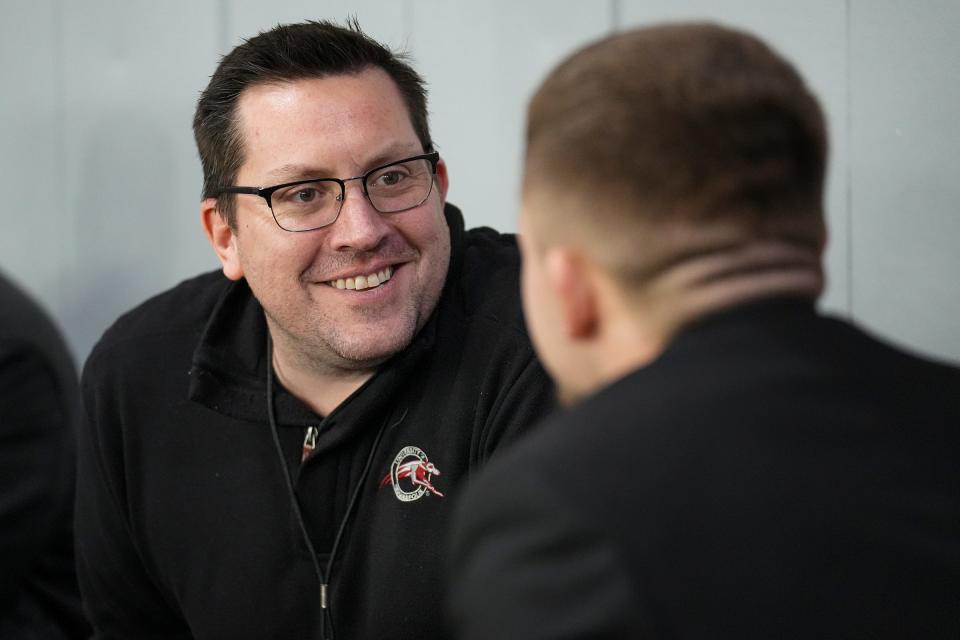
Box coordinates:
[217,151,440,232]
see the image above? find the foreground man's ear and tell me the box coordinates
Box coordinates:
[201,198,244,281]
[545,247,599,340]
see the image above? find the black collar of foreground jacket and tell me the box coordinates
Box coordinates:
[187,203,468,432]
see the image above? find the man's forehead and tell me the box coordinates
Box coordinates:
[236,73,398,127]
[233,70,422,180]
[262,140,424,181]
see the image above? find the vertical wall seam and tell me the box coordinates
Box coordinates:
[610,0,622,32]
[845,0,854,318]
[217,0,230,54]
[403,0,414,50]
[54,0,70,351]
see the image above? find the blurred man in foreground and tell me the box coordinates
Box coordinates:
[449,22,960,639]
[0,271,88,638]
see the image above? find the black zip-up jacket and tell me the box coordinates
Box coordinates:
[76,205,555,639]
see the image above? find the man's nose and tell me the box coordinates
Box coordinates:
[327,179,390,251]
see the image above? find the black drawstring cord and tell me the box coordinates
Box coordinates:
[323,406,402,640]
[266,335,329,637]
[266,333,403,639]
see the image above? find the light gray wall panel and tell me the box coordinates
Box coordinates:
[849,0,960,363]
[619,1,850,315]
[1,2,68,338]
[408,1,613,232]
[5,0,958,365]
[223,0,408,55]
[59,1,221,361]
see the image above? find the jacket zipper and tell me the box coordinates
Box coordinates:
[302,425,318,462]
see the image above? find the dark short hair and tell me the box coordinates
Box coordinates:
[193,19,432,226]
[524,23,827,260]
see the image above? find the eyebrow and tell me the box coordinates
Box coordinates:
[265,163,331,182]
[264,142,424,183]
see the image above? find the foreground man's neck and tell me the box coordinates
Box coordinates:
[594,237,824,395]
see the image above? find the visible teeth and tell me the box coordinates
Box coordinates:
[328,266,395,290]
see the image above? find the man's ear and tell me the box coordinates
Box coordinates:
[201,198,244,281]
[544,247,599,340]
[434,157,449,202]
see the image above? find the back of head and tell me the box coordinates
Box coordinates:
[523,22,827,284]
[193,19,432,225]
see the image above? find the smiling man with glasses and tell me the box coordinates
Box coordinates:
[75,20,553,640]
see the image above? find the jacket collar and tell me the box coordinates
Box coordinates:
[188,203,466,431]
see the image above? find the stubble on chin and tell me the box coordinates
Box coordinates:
[316,304,422,368]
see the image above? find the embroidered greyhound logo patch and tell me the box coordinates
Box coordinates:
[379,445,444,501]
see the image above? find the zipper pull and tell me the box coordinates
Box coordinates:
[320,583,328,609]
[302,425,318,462]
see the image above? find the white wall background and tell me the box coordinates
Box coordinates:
[2,0,958,367]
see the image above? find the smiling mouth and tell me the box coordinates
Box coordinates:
[326,266,394,291]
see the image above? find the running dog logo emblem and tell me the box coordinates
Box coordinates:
[380,446,444,501]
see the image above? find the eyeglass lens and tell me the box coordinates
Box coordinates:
[271,157,434,231]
